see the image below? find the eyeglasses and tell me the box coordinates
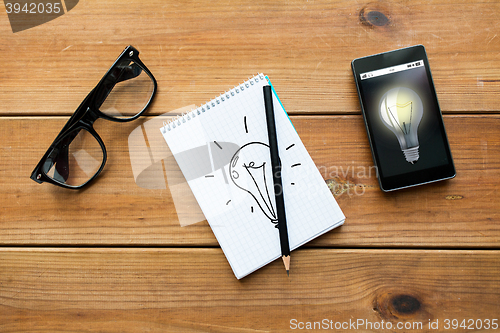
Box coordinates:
[30,45,157,189]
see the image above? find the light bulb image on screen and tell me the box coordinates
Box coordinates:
[379,87,423,164]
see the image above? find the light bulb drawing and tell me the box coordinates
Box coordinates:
[379,87,423,164]
[230,142,278,227]
[224,114,300,228]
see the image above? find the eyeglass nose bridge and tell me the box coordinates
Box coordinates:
[81,106,101,125]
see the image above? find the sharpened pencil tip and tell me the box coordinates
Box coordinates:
[282,255,290,276]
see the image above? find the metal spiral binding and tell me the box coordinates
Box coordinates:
[161,73,265,133]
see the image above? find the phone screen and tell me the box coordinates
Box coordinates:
[352,46,455,191]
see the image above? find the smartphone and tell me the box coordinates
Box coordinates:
[351,45,455,191]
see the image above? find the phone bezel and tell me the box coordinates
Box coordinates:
[351,45,455,191]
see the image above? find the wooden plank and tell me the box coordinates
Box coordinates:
[1,115,499,247]
[0,0,499,116]
[0,248,499,332]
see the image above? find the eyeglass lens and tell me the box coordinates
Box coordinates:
[43,128,104,187]
[98,59,155,119]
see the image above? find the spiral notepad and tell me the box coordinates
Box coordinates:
[161,74,345,279]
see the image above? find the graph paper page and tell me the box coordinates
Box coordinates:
[161,74,345,279]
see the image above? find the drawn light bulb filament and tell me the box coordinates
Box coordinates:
[242,161,276,221]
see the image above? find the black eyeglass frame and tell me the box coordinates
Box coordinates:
[30,45,157,189]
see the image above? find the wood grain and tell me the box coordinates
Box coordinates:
[0,0,499,116]
[1,248,499,332]
[1,115,498,247]
[1,0,499,331]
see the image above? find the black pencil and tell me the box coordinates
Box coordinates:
[263,85,291,276]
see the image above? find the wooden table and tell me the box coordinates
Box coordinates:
[1,0,499,331]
